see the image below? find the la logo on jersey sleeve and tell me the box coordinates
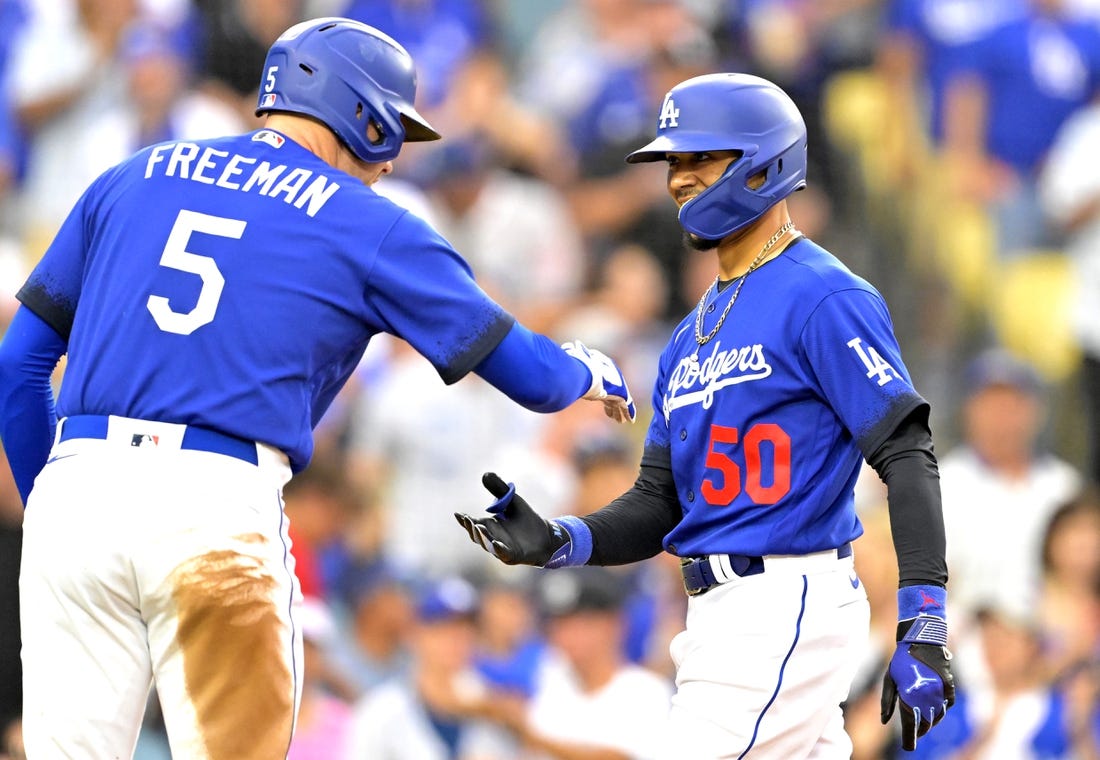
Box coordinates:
[847,337,899,386]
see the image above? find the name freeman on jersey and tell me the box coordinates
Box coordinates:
[143,141,340,218]
[664,341,772,419]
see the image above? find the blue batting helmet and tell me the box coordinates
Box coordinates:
[256,17,441,163]
[626,73,807,239]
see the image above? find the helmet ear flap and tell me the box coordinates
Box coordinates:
[679,142,807,240]
[371,118,386,146]
[679,160,771,239]
[361,110,387,147]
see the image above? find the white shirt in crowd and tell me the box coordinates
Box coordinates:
[940,446,1080,620]
[525,655,674,760]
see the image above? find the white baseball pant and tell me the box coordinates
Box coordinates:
[661,548,870,759]
[20,416,301,759]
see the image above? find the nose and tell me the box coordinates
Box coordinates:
[668,167,697,200]
[669,168,692,186]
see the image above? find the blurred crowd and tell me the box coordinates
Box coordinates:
[0,0,1099,758]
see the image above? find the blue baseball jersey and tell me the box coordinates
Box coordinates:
[884,0,1026,143]
[961,12,1100,175]
[643,238,926,558]
[17,129,513,471]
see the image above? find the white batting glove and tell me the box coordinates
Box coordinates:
[561,340,636,424]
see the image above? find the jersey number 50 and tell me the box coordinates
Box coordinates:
[701,423,791,506]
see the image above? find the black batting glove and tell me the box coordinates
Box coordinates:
[454,473,593,568]
[880,586,956,751]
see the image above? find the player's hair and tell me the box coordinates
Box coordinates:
[256,17,440,163]
[626,73,807,239]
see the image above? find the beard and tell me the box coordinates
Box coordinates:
[683,230,722,251]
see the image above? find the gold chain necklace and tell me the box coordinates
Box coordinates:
[693,220,795,346]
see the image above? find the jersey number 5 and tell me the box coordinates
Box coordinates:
[147,209,247,335]
[700,423,791,506]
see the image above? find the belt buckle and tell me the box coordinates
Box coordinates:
[680,557,711,597]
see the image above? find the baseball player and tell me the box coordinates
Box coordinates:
[0,18,634,759]
[455,73,954,758]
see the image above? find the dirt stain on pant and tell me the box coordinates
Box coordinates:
[170,536,293,759]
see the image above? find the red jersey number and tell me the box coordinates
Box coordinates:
[700,423,792,506]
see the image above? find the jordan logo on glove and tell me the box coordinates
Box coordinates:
[918,589,941,611]
[906,665,937,694]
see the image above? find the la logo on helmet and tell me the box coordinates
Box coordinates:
[659,96,679,129]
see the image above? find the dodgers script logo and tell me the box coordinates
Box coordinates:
[663,341,772,419]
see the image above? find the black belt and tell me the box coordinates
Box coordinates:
[680,542,853,596]
[58,415,260,466]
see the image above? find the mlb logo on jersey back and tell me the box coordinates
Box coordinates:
[847,337,898,386]
[659,96,680,129]
[253,129,285,148]
[130,433,159,448]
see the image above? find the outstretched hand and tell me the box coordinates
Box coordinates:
[454,473,593,568]
[454,473,566,566]
[561,340,636,424]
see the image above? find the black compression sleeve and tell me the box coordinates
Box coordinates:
[866,406,949,587]
[581,458,681,566]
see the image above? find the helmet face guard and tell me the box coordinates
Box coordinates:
[256,18,441,163]
[626,73,807,239]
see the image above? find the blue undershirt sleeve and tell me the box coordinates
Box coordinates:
[0,306,67,504]
[473,322,591,413]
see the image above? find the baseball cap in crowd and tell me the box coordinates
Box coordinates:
[963,348,1044,398]
[337,558,413,610]
[407,136,492,188]
[536,567,626,619]
[120,20,194,66]
[972,590,1043,636]
[416,576,480,623]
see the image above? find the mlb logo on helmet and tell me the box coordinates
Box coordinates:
[260,93,277,108]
